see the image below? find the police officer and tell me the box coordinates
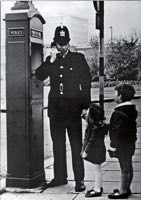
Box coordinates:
[35,25,91,192]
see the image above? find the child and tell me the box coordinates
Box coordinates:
[108,83,138,199]
[81,103,108,197]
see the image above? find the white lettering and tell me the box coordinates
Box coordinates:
[9,29,24,36]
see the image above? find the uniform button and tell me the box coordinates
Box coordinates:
[59,83,63,91]
[60,92,63,95]
[60,74,63,77]
[60,66,64,69]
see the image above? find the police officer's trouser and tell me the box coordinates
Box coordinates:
[49,114,84,183]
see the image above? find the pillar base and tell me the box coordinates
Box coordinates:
[6,171,45,188]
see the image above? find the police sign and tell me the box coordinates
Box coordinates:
[8,27,24,36]
[31,29,43,39]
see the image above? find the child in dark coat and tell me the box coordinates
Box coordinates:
[81,103,108,197]
[108,83,138,199]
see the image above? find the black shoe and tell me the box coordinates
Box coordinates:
[108,189,129,199]
[75,180,86,192]
[87,187,103,194]
[46,178,68,188]
[113,189,132,197]
[85,188,102,197]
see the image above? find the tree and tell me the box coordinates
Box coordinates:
[105,33,141,81]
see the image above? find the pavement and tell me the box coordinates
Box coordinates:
[0,126,141,200]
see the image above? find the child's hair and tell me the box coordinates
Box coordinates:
[115,83,135,102]
[87,103,105,125]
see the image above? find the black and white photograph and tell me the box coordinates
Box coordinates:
[0,1,141,199]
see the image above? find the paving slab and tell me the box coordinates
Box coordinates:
[132,171,141,182]
[134,148,141,155]
[102,170,121,181]
[42,181,75,194]
[1,193,77,200]
[105,157,119,162]
[103,170,141,182]
[136,145,141,151]
[103,162,141,171]
[75,193,108,200]
[131,182,141,194]
[102,162,120,171]
[132,154,141,162]
[45,167,54,182]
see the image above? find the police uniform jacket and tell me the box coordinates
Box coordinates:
[35,51,91,117]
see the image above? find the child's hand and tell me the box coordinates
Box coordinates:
[81,151,88,158]
[108,147,117,158]
[81,109,88,120]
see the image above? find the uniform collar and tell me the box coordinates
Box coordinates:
[62,49,69,58]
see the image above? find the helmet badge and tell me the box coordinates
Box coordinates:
[60,30,65,37]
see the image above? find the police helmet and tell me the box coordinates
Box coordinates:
[53,26,70,46]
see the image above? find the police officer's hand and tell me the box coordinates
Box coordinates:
[50,47,59,63]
